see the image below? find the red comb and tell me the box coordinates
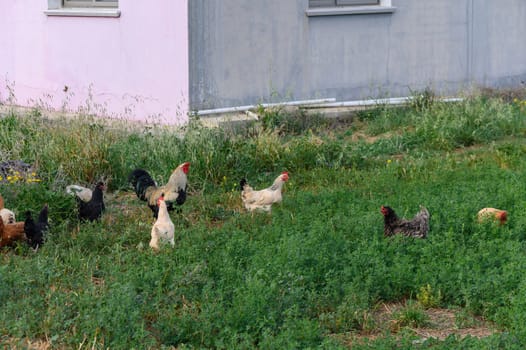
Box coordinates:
[181,162,190,174]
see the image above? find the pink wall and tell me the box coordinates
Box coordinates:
[0,1,189,124]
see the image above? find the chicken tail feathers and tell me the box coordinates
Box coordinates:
[129,169,156,201]
[383,205,429,239]
[240,178,248,192]
[239,178,252,191]
[38,204,49,224]
[66,185,84,196]
[413,206,430,238]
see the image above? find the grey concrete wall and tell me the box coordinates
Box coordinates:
[189,0,526,111]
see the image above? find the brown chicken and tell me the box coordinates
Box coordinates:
[240,172,289,212]
[477,208,507,225]
[0,217,26,248]
[381,205,430,238]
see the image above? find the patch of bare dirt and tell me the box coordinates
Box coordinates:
[350,131,384,143]
[335,302,498,348]
[410,308,495,341]
[349,129,403,144]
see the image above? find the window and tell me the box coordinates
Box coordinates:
[310,0,379,7]
[45,0,120,17]
[64,0,118,8]
[307,0,395,16]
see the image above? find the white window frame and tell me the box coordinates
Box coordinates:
[306,0,395,16]
[338,0,379,4]
[45,0,120,17]
[310,0,379,6]
[64,0,118,8]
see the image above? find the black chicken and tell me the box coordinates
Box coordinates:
[24,204,49,249]
[381,205,429,238]
[78,182,106,222]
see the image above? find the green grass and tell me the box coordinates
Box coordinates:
[1,93,526,348]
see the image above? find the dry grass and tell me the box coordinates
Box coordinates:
[478,86,526,103]
[335,302,497,348]
[1,336,53,350]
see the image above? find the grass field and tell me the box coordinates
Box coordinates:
[1,91,526,349]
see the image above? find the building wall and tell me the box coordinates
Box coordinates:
[189,0,526,111]
[0,0,189,124]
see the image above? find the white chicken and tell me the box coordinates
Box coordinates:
[0,193,16,224]
[66,184,93,202]
[240,172,289,212]
[149,194,175,251]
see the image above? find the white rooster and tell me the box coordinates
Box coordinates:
[240,171,289,212]
[149,194,175,251]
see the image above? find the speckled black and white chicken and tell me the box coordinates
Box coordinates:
[381,205,429,238]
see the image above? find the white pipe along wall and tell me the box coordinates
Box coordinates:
[196,96,463,117]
